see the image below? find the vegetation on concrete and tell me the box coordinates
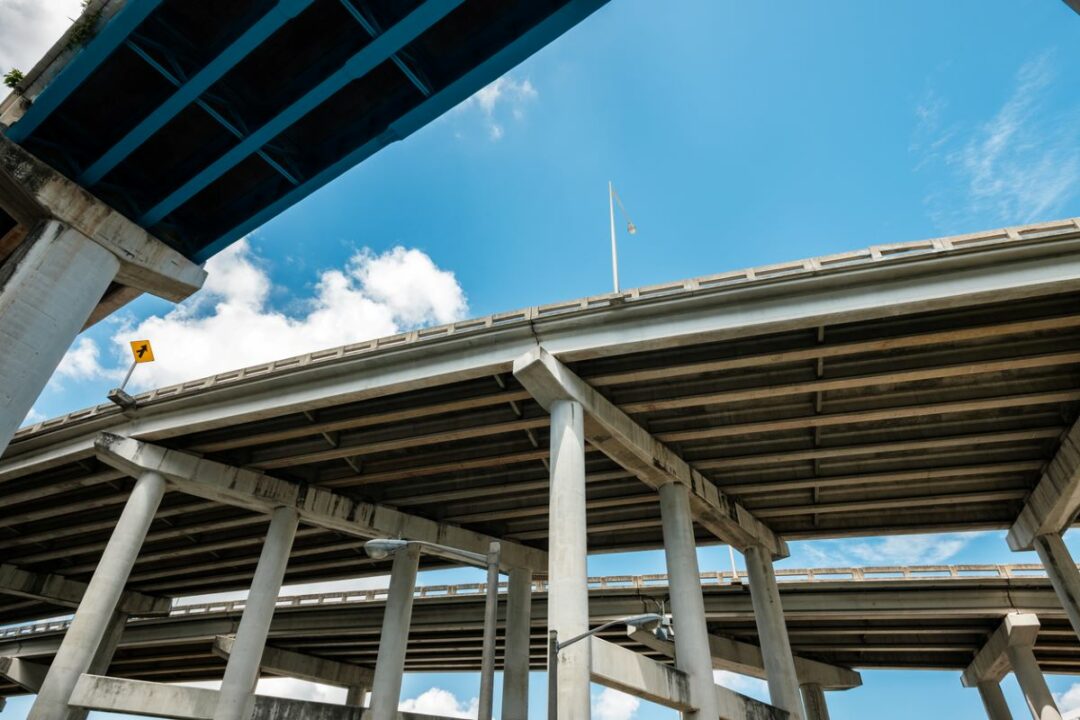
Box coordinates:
[2,68,23,91]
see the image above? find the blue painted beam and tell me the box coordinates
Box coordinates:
[6,0,164,143]
[196,0,611,263]
[339,0,431,96]
[123,40,300,186]
[140,0,464,228]
[79,0,314,186]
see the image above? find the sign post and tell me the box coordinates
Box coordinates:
[108,340,155,410]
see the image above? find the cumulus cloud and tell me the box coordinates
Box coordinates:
[798,532,981,567]
[915,51,1080,226]
[0,0,83,75]
[1059,683,1080,718]
[398,687,478,718]
[51,240,467,391]
[592,687,640,720]
[456,75,538,141]
[178,678,346,705]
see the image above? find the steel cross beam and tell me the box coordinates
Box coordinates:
[79,0,315,185]
[512,345,787,557]
[93,433,546,573]
[139,0,465,227]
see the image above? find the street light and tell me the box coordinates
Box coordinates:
[547,613,667,720]
[363,539,501,720]
[608,181,638,293]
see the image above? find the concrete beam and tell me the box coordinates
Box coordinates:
[512,346,786,557]
[94,433,545,573]
[0,656,47,692]
[589,636,695,712]
[213,636,373,689]
[69,674,458,720]
[962,613,1042,686]
[0,563,170,615]
[1008,418,1080,551]
[0,134,205,302]
[626,626,861,691]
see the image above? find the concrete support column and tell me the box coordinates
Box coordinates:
[368,543,421,720]
[345,686,368,707]
[800,683,830,720]
[548,399,590,720]
[1005,644,1062,720]
[28,470,165,720]
[214,507,299,720]
[502,568,532,720]
[68,611,130,720]
[658,481,720,720]
[977,680,1014,720]
[1032,534,1080,642]
[745,544,803,720]
[0,219,120,455]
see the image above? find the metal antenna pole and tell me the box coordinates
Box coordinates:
[609,180,619,293]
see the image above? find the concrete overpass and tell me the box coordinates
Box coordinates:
[0,0,610,452]
[1,566,1078,715]
[5,217,1080,719]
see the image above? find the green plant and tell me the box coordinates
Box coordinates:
[3,68,24,90]
[66,1,103,50]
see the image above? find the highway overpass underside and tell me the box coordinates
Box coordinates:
[4,218,1080,718]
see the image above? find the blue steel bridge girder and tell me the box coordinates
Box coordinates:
[122,38,301,189]
[338,0,433,97]
[79,0,315,186]
[197,0,611,263]
[139,0,466,229]
[4,0,165,144]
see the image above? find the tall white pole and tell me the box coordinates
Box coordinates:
[477,542,501,720]
[609,181,619,293]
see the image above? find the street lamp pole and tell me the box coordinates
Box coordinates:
[608,181,637,294]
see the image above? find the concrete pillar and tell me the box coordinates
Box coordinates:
[977,680,1014,720]
[1006,644,1062,720]
[67,611,130,720]
[658,481,719,720]
[502,568,532,720]
[1033,534,1080,642]
[214,507,299,720]
[745,544,803,720]
[0,219,120,454]
[368,543,421,720]
[345,686,368,707]
[548,399,590,720]
[800,683,830,720]
[28,470,165,720]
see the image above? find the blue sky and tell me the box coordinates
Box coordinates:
[3,0,1080,718]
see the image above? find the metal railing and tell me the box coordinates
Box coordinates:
[0,562,1064,640]
[14,217,1080,440]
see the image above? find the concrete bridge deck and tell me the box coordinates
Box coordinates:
[1,564,1077,699]
[2,218,1080,629]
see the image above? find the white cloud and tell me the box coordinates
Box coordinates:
[455,75,538,141]
[915,51,1080,226]
[797,532,981,567]
[1058,683,1080,718]
[178,678,346,705]
[398,687,478,718]
[592,687,639,720]
[0,0,83,75]
[50,240,468,392]
[714,671,769,702]
[20,405,45,427]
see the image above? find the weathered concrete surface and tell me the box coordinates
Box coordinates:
[962,613,1042,686]
[513,345,786,557]
[800,684,830,720]
[93,433,545,573]
[367,543,419,720]
[0,563,169,615]
[626,626,861,690]
[1032,534,1080,642]
[746,544,803,720]
[0,656,47,692]
[0,220,119,456]
[976,680,1014,720]
[589,636,694,711]
[0,134,204,301]
[1009,418,1080,551]
[213,636,374,689]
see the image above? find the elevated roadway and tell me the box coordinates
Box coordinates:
[1,564,1077,698]
[3,218,1080,628]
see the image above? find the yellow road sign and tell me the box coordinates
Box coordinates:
[130,340,155,363]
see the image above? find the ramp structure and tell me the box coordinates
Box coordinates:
[0,0,609,453]
[3,218,1080,718]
